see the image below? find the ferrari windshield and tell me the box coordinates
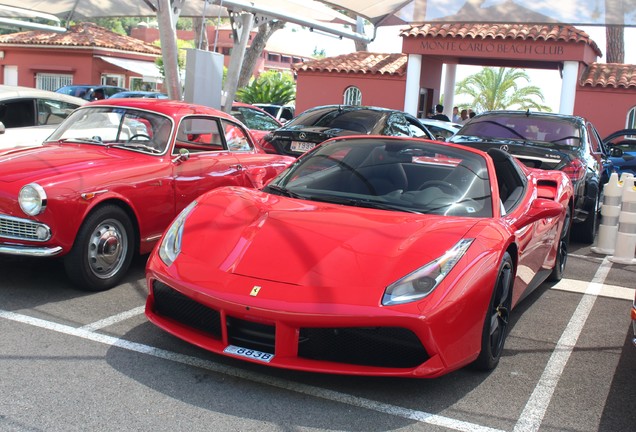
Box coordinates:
[47,107,173,155]
[267,137,492,217]
[458,114,581,147]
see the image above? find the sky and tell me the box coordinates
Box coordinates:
[270,24,635,113]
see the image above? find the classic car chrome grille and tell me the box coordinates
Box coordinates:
[298,327,429,368]
[0,214,51,242]
[152,280,222,338]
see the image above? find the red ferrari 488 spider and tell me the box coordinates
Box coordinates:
[146,136,573,378]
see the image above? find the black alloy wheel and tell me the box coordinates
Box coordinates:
[473,251,514,371]
[549,206,571,282]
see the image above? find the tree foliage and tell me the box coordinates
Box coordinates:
[235,70,296,104]
[455,67,550,112]
[154,39,195,80]
[237,20,286,88]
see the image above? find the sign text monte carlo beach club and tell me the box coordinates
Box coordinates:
[418,39,565,57]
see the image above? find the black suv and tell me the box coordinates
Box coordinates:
[449,110,614,244]
[260,105,435,156]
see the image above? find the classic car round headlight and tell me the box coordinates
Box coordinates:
[19,183,47,216]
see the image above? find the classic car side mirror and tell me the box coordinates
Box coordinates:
[609,147,624,157]
[0,121,5,135]
[172,148,190,164]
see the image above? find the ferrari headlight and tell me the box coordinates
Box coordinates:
[19,183,47,216]
[159,200,197,266]
[382,238,474,306]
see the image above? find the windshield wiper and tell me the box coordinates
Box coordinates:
[307,194,421,213]
[263,184,305,199]
[57,137,104,145]
[112,142,162,154]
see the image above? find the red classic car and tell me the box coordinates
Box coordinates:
[230,102,283,152]
[146,136,573,378]
[0,99,294,291]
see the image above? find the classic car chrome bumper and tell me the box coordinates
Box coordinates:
[0,244,63,257]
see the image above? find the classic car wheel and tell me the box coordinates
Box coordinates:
[548,206,571,282]
[64,205,134,291]
[473,252,514,371]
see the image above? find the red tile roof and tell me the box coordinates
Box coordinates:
[581,63,636,88]
[293,52,407,76]
[401,23,603,57]
[0,22,161,55]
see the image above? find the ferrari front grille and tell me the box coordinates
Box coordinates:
[0,214,51,242]
[227,316,275,354]
[152,281,222,339]
[298,327,429,368]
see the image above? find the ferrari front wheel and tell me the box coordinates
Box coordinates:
[473,252,514,371]
[64,205,135,292]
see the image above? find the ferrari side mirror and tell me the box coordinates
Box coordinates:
[513,199,564,229]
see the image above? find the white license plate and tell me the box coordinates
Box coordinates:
[223,345,274,363]
[290,141,315,153]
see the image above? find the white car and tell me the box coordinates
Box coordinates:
[253,103,295,122]
[0,85,86,151]
[418,118,462,141]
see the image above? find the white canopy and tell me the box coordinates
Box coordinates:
[0,1,634,29]
[322,0,635,26]
[97,56,163,82]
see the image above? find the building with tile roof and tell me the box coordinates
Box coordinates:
[293,23,635,137]
[0,22,163,92]
[576,63,636,135]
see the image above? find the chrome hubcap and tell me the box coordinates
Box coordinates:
[87,219,127,279]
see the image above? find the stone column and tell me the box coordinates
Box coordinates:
[404,54,422,116]
[559,61,579,115]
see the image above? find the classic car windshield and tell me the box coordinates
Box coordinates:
[47,107,172,154]
[459,115,581,147]
[267,138,492,217]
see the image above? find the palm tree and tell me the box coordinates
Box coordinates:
[235,70,296,105]
[455,67,550,113]
[604,0,628,64]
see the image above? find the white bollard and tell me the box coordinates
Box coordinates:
[609,176,636,265]
[592,172,623,254]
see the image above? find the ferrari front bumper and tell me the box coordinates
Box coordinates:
[145,278,457,378]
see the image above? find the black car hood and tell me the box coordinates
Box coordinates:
[451,135,576,170]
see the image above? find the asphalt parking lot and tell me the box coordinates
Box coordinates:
[1,240,634,432]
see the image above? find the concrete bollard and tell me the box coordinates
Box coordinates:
[609,175,636,265]
[592,172,624,254]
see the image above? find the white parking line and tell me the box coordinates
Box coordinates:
[513,257,613,432]
[568,253,605,262]
[79,306,145,331]
[551,278,634,301]
[0,309,504,432]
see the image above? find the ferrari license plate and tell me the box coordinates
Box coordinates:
[223,345,274,363]
[290,141,315,153]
